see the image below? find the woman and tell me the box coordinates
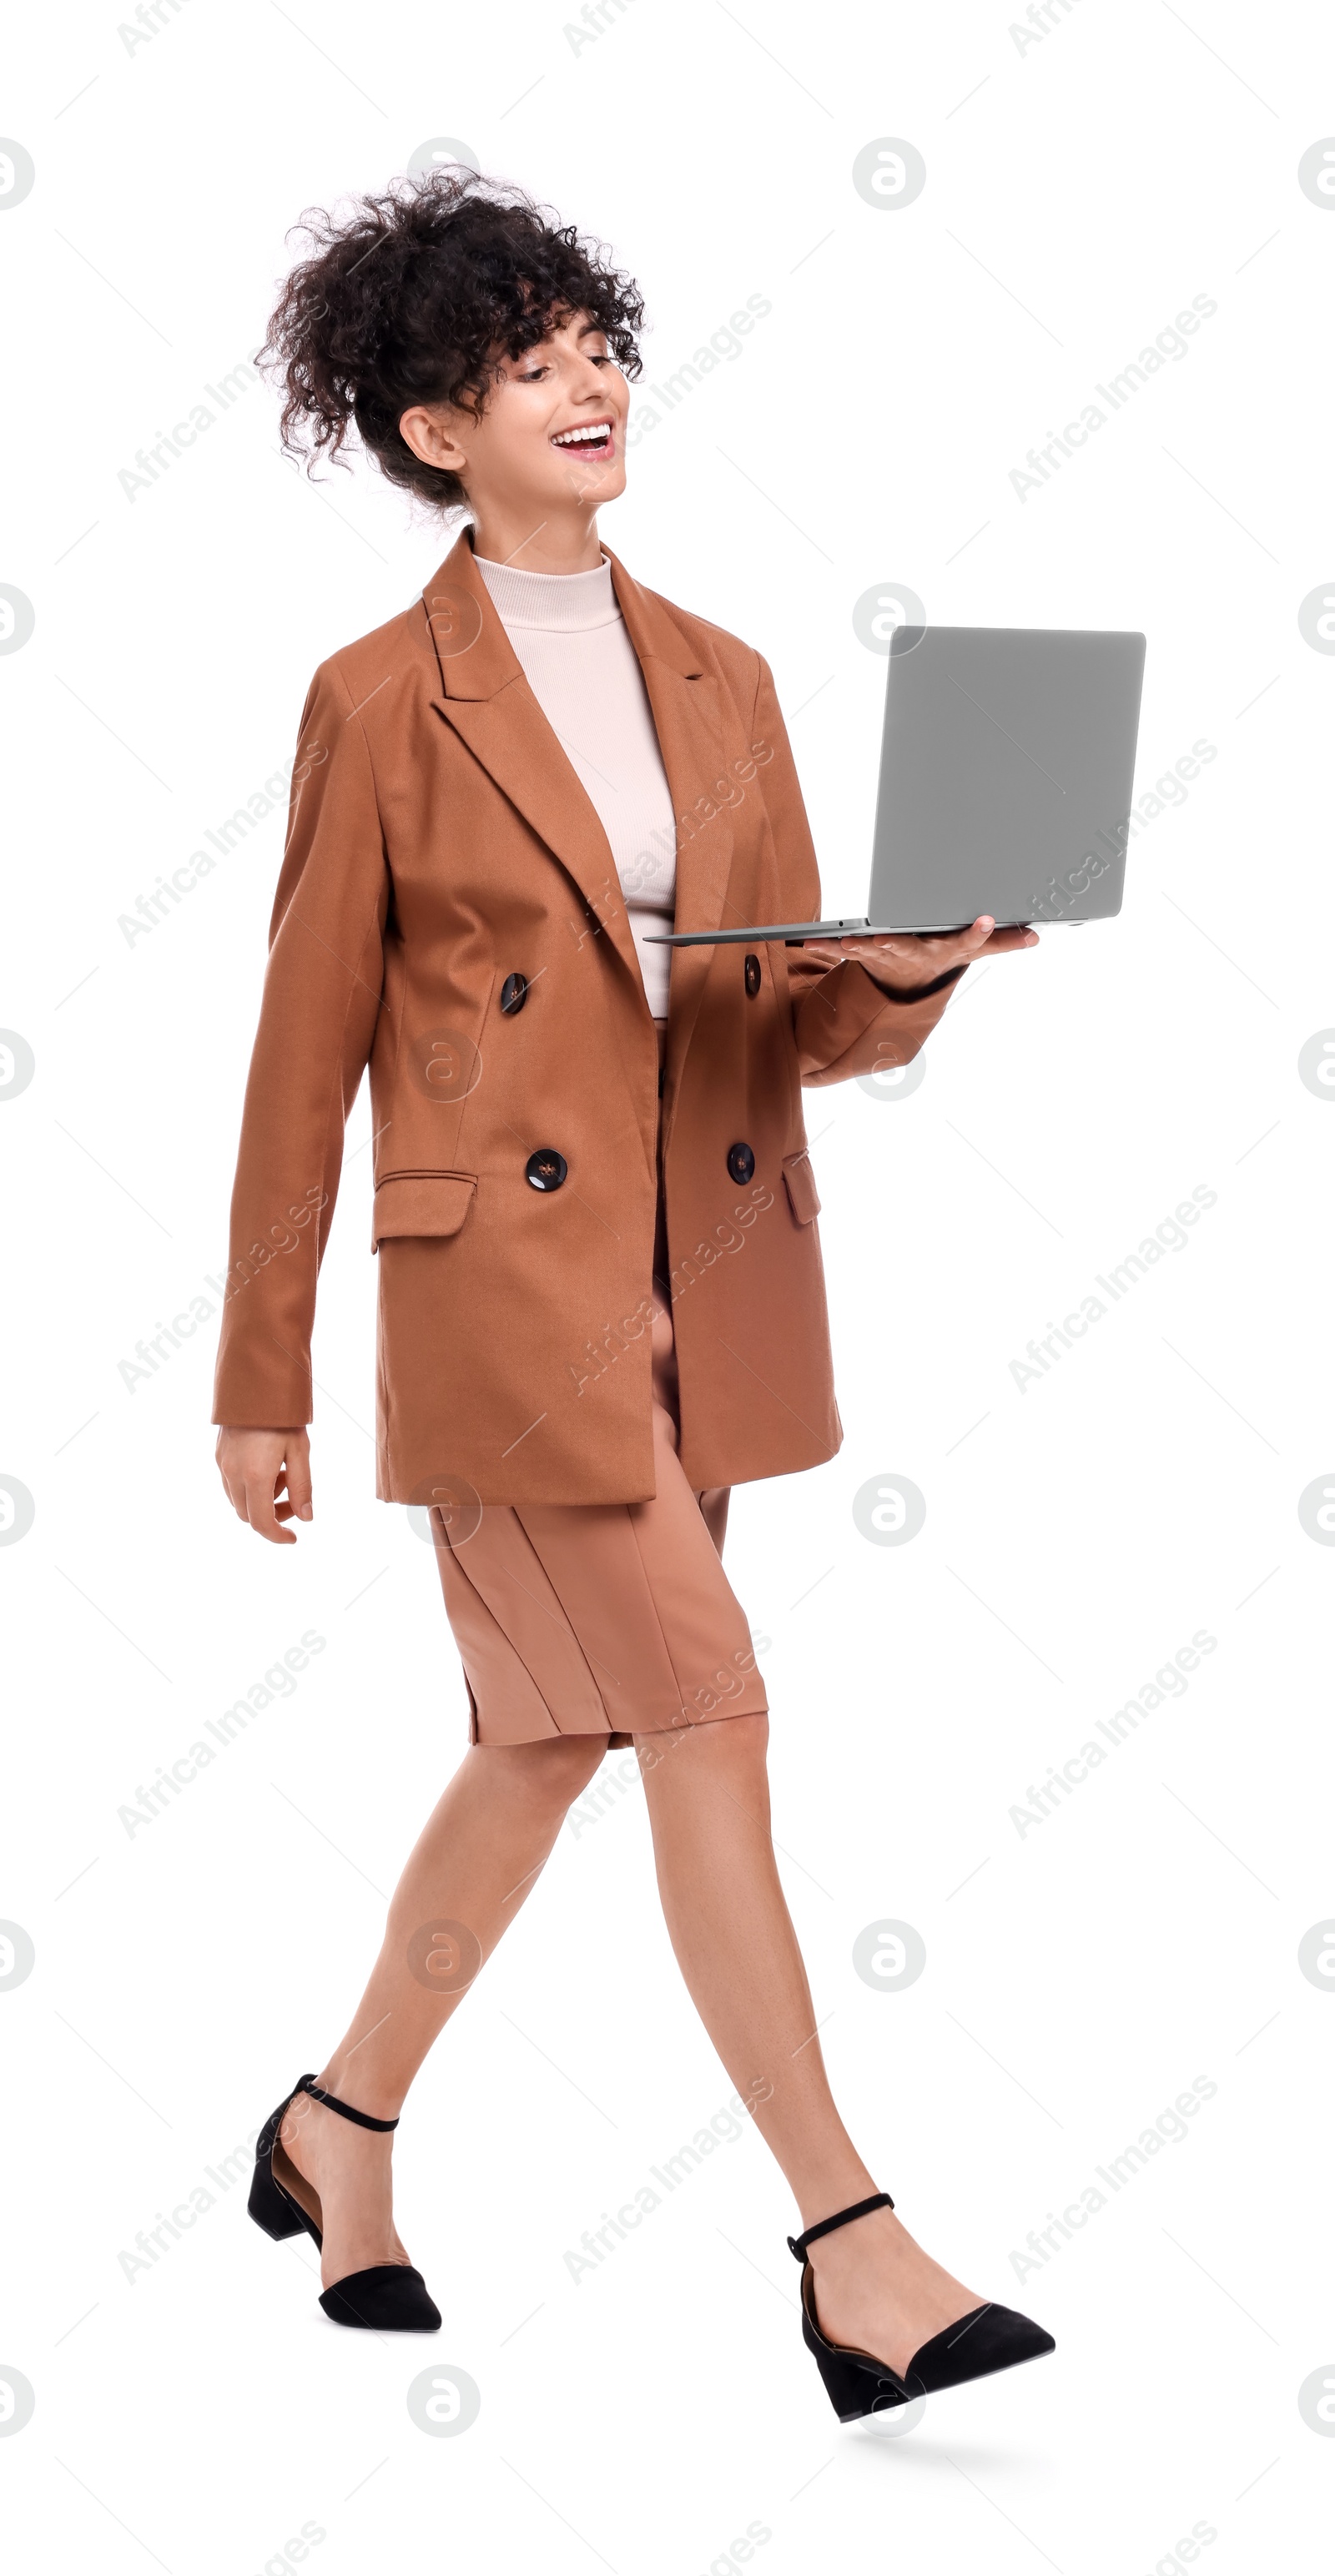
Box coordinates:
[214,171,1051,2418]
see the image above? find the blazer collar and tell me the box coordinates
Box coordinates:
[420,529,704,696]
[604,546,703,682]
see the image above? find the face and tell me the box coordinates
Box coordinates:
[401,309,629,522]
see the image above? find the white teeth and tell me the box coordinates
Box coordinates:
[553,424,612,446]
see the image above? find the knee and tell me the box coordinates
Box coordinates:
[637,1709,769,1782]
[696,1708,768,1758]
[490,1733,608,1817]
[719,1710,769,1763]
[701,1710,769,1791]
[547,1735,611,1807]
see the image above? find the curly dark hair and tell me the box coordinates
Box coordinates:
[258,169,646,511]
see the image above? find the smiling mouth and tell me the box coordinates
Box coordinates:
[551,420,615,459]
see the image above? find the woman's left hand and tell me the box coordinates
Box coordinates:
[801,913,1038,993]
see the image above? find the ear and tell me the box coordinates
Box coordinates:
[399,405,469,475]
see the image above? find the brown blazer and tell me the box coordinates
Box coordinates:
[211,533,960,1505]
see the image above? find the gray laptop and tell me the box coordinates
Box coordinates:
[648,623,1146,944]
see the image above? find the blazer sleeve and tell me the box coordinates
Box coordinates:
[211,660,390,1428]
[752,653,967,1089]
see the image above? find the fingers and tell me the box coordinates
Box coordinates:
[934,914,1000,965]
[277,1432,314,1527]
[965,917,1040,953]
[219,1463,290,1541]
[804,918,1039,963]
[244,1470,296,1545]
[803,928,980,982]
[812,918,1040,975]
[977,921,1040,953]
[214,1430,310,1545]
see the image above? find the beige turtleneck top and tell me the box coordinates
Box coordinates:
[474,551,678,1018]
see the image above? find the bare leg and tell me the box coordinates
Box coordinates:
[277,1733,605,2287]
[636,1712,982,2377]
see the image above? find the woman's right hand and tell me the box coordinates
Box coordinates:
[215,1427,312,1544]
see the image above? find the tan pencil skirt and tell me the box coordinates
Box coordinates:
[429,1024,768,1748]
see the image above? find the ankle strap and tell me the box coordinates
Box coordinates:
[787,2190,894,2260]
[294,2071,399,2133]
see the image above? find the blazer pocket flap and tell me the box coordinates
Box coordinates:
[782,1149,822,1225]
[372,1171,476,1250]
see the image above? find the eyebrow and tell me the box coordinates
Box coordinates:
[511,316,606,362]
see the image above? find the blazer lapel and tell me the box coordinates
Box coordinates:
[604,551,735,1053]
[421,536,738,1055]
[423,535,643,990]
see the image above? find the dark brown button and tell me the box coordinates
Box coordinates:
[727,1142,755,1185]
[501,972,529,1015]
[525,1147,567,1191]
[744,952,761,999]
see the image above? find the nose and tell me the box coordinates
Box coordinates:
[572,351,614,398]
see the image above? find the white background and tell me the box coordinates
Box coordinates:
[3,2,1333,2569]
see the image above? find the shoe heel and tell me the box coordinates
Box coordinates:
[248,2158,305,2241]
[803,2309,903,2422]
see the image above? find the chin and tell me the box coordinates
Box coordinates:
[547,454,627,509]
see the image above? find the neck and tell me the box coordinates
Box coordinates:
[467,503,604,576]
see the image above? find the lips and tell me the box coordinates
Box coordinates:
[551,420,615,460]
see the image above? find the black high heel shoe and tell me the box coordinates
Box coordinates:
[788,2191,1055,2420]
[249,2071,441,2332]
